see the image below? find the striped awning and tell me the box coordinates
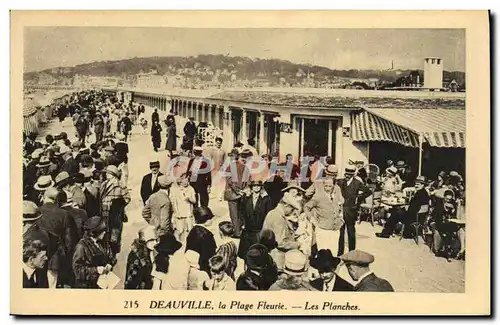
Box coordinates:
[23,96,39,117]
[351,108,466,148]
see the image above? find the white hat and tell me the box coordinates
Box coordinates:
[185,250,201,268]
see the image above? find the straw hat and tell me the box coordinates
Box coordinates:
[283,250,308,275]
[34,175,55,191]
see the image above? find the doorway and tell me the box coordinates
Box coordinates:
[231,109,242,144]
[301,118,337,161]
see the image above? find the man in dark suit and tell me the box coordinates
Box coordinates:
[23,240,49,288]
[187,147,212,207]
[310,249,353,291]
[340,250,394,292]
[376,175,430,238]
[38,187,78,288]
[337,166,370,256]
[140,161,163,204]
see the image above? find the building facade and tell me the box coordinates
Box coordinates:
[107,87,465,175]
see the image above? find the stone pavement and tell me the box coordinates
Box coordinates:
[36,113,465,293]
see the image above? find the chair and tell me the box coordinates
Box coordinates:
[411,204,430,245]
[358,190,383,226]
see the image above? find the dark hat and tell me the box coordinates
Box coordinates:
[415,175,427,184]
[340,249,374,266]
[259,229,277,251]
[245,244,269,271]
[115,142,129,154]
[310,249,341,273]
[58,132,68,139]
[23,201,41,222]
[396,160,407,168]
[249,179,264,187]
[79,148,90,156]
[149,160,160,169]
[155,233,182,256]
[83,216,106,233]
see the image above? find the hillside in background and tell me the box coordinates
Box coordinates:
[24,54,466,88]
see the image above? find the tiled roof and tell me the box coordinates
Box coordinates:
[208,90,466,109]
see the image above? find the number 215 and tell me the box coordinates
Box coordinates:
[124,300,139,309]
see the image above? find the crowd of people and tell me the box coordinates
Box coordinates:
[22,89,465,292]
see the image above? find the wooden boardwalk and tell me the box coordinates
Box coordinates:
[36,111,465,293]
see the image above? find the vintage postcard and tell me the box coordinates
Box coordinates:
[11,10,490,316]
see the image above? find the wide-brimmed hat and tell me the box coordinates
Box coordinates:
[245,244,269,271]
[310,249,341,273]
[55,171,71,187]
[23,201,41,222]
[325,164,339,176]
[36,156,51,168]
[105,165,121,179]
[283,249,308,275]
[396,160,407,168]
[83,216,107,233]
[155,233,182,256]
[282,180,306,193]
[34,175,55,191]
[193,146,203,153]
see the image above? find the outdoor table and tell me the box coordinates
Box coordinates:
[381,197,409,208]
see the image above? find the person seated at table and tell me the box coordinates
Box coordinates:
[376,176,430,238]
[429,189,465,260]
[381,166,401,195]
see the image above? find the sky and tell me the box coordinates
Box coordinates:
[24,27,465,73]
